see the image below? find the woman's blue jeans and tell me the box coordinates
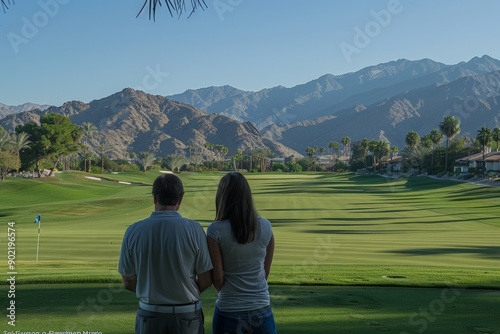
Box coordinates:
[212,305,277,334]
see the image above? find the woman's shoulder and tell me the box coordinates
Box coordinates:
[208,219,230,231]
[258,217,273,231]
[258,217,271,225]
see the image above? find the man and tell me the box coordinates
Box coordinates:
[119,174,213,334]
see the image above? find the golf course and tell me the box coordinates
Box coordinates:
[1,171,499,333]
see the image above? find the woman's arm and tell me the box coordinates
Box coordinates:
[208,236,225,292]
[264,233,275,280]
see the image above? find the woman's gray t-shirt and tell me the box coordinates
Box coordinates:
[207,217,273,312]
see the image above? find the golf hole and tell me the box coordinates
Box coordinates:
[384,275,407,279]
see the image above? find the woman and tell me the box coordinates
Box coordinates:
[207,172,276,334]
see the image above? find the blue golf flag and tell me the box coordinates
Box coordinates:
[34,214,41,224]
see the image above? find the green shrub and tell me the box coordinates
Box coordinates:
[90,166,102,174]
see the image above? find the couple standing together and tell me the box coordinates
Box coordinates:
[118,172,276,334]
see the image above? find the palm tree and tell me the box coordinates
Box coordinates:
[80,149,97,172]
[305,147,314,158]
[165,153,187,172]
[10,132,31,172]
[360,138,370,165]
[96,142,112,174]
[405,131,420,149]
[213,144,228,170]
[429,129,444,168]
[81,122,97,172]
[390,146,398,160]
[328,141,339,165]
[232,149,243,171]
[476,126,493,177]
[368,139,378,167]
[373,140,390,173]
[492,127,500,152]
[0,130,12,152]
[137,151,155,172]
[439,115,461,172]
[81,122,97,143]
[341,137,351,163]
[252,147,273,172]
[204,141,215,166]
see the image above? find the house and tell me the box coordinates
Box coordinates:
[455,151,500,173]
[380,156,403,172]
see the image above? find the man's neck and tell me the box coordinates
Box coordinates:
[155,204,178,211]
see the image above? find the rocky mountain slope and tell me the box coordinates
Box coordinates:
[260,70,500,153]
[168,55,500,130]
[0,89,300,159]
[3,55,500,159]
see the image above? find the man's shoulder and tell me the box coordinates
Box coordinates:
[124,218,148,234]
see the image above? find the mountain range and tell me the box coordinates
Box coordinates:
[0,102,50,119]
[0,89,299,159]
[1,55,500,158]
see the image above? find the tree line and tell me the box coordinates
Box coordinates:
[1,113,499,179]
[298,115,499,175]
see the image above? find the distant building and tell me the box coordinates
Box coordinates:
[455,151,500,173]
[380,156,403,172]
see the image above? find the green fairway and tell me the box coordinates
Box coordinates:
[1,171,499,332]
[1,171,499,286]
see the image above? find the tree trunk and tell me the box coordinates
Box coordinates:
[444,139,449,172]
[482,147,486,178]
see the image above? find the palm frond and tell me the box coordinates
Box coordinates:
[137,0,207,20]
[1,0,15,13]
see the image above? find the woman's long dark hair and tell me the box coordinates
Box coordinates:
[215,172,258,244]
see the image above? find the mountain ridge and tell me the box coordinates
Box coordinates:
[0,88,300,159]
[168,55,500,129]
[0,102,51,119]
[3,55,499,160]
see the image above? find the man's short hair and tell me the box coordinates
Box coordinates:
[152,174,185,206]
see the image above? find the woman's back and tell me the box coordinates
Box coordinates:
[207,217,273,311]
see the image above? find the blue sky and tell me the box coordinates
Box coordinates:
[1,0,500,106]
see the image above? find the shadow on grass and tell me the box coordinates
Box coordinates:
[386,246,500,259]
[4,284,500,333]
[301,229,410,234]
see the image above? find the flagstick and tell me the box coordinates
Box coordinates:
[36,220,41,262]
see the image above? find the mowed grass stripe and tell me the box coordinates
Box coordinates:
[1,172,499,287]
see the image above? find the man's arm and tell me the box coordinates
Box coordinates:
[197,270,213,293]
[208,236,224,291]
[122,275,137,293]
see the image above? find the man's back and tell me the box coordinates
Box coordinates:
[118,173,212,334]
[119,210,212,304]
